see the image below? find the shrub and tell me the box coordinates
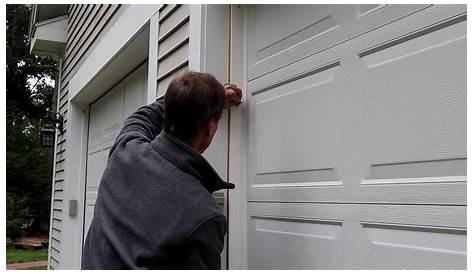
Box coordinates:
[6,218,24,242]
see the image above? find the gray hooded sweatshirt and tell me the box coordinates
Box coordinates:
[81,99,234,269]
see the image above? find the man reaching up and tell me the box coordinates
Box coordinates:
[82,71,242,269]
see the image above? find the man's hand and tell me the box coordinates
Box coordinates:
[223,83,242,109]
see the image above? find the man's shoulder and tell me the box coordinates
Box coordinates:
[162,174,225,239]
[178,176,222,213]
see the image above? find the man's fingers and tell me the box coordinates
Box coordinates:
[231,95,241,104]
[228,95,240,103]
[224,83,240,91]
[224,83,237,88]
[224,83,243,108]
[235,86,242,99]
[228,95,241,107]
[225,85,239,94]
[224,84,242,98]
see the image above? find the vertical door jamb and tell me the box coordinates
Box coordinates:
[228,4,248,270]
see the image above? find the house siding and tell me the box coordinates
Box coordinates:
[156,4,190,96]
[49,4,121,269]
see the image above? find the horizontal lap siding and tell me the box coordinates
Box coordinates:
[156,4,190,96]
[49,4,121,269]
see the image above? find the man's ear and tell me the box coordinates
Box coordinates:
[197,117,219,154]
[205,117,219,138]
[204,119,212,138]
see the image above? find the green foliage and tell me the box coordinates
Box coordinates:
[6,247,49,264]
[6,4,57,237]
[6,218,24,242]
[6,4,57,118]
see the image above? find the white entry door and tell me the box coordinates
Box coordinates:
[244,5,466,269]
[84,63,148,240]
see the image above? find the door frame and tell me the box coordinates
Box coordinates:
[227,5,249,269]
[188,4,249,269]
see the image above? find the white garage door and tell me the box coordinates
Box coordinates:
[245,5,466,269]
[84,63,148,240]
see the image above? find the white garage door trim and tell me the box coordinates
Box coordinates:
[69,5,160,102]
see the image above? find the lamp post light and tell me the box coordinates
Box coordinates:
[40,112,64,147]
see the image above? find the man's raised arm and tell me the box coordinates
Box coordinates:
[108,82,241,158]
[108,97,164,157]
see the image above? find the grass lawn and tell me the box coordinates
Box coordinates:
[6,247,48,264]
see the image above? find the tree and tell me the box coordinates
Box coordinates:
[6,4,58,239]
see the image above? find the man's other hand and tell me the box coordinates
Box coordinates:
[223,83,242,109]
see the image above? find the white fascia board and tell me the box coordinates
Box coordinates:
[147,10,160,103]
[188,4,204,72]
[69,5,160,103]
[30,15,67,57]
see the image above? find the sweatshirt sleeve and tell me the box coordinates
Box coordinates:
[181,215,227,270]
[108,98,165,157]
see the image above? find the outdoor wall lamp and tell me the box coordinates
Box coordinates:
[40,112,64,147]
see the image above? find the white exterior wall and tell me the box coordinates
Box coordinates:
[48,4,466,270]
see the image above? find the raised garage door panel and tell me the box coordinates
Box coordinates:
[254,65,341,177]
[247,203,466,269]
[247,4,431,80]
[361,20,466,166]
[356,16,467,205]
[245,4,466,269]
[84,64,147,239]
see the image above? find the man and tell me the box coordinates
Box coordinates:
[82,71,242,269]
